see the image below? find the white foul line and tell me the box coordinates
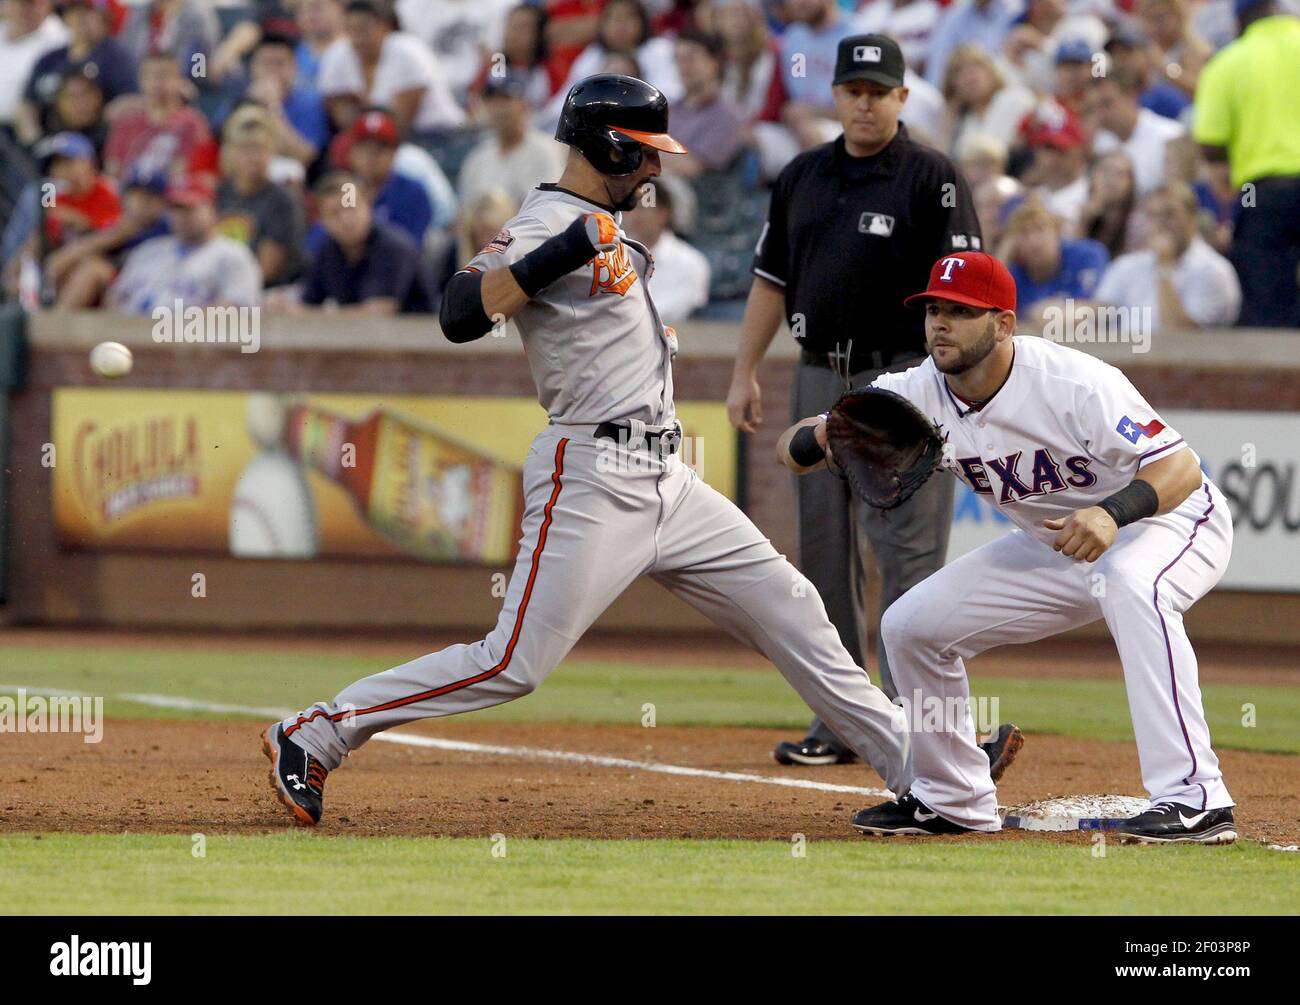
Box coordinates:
[15,687,891,799]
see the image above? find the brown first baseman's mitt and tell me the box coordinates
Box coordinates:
[825,386,944,509]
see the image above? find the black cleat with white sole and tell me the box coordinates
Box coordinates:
[852,792,974,836]
[773,738,858,766]
[1114,802,1236,844]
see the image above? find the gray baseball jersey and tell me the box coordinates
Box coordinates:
[465,184,677,427]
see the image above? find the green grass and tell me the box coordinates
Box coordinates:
[1,645,1296,753]
[1,833,1295,915]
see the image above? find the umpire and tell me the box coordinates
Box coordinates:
[726,34,982,766]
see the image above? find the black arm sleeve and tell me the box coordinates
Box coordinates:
[438,269,494,344]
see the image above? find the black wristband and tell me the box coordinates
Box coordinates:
[508,216,596,298]
[1097,479,1159,528]
[789,425,825,467]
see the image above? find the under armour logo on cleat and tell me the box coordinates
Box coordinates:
[286,774,306,791]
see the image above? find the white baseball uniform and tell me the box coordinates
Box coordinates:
[872,335,1233,830]
[280,184,913,794]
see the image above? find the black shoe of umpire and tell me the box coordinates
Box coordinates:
[1114,802,1237,844]
[773,738,859,766]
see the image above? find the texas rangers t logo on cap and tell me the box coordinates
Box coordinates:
[854,45,882,62]
[939,257,967,281]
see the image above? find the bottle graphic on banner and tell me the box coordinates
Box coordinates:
[285,402,524,564]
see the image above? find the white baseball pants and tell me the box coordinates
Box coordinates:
[882,480,1234,830]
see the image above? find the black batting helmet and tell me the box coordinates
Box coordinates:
[554,74,687,176]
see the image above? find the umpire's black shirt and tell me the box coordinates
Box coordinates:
[753,122,982,364]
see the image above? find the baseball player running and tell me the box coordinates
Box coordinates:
[262,75,914,827]
[779,251,1236,844]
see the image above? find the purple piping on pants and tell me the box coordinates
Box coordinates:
[1151,483,1215,810]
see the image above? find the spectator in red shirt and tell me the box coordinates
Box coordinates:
[102,51,212,181]
[38,130,121,248]
[542,0,603,87]
[48,164,171,307]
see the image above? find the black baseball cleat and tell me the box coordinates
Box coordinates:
[773,738,859,766]
[980,723,1025,783]
[261,723,328,827]
[852,792,974,836]
[1114,802,1237,845]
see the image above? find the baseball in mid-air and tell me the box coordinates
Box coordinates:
[89,341,133,379]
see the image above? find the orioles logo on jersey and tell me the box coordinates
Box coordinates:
[589,243,638,297]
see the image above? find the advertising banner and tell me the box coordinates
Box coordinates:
[52,390,736,565]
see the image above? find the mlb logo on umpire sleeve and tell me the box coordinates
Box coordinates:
[854,45,882,62]
[859,212,895,237]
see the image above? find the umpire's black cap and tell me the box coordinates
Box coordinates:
[833,34,906,89]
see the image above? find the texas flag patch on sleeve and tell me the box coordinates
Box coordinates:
[1116,416,1166,444]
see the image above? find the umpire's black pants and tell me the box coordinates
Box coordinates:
[791,357,954,748]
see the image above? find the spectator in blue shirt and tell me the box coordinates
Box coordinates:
[1002,194,1109,317]
[778,0,858,149]
[295,171,431,315]
[18,0,137,144]
[307,108,433,253]
[213,33,329,169]
[295,0,346,90]
[924,0,1024,89]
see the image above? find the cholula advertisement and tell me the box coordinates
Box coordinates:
[50,389,736,565]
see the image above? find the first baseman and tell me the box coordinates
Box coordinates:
[262,74,915,827]
[781,251,1237,844]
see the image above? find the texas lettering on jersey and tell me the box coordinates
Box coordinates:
[954,449,1099,504]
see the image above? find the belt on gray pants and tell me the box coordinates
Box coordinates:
[595,420,681,455]
[553,420,682,455]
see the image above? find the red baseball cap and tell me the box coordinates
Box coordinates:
[1021,101,1086,151]
[166,177,216,207]
[349,109,399,147]
[904,252,1018,312]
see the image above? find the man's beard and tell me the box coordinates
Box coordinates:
[930,318,997,374]
[606,178,644,211]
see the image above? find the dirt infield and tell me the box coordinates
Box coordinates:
[2,718,1297,844]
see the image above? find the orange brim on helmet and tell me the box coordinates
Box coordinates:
[611,127,689,154]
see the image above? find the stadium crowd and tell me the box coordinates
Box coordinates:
[0,0,1297,328]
